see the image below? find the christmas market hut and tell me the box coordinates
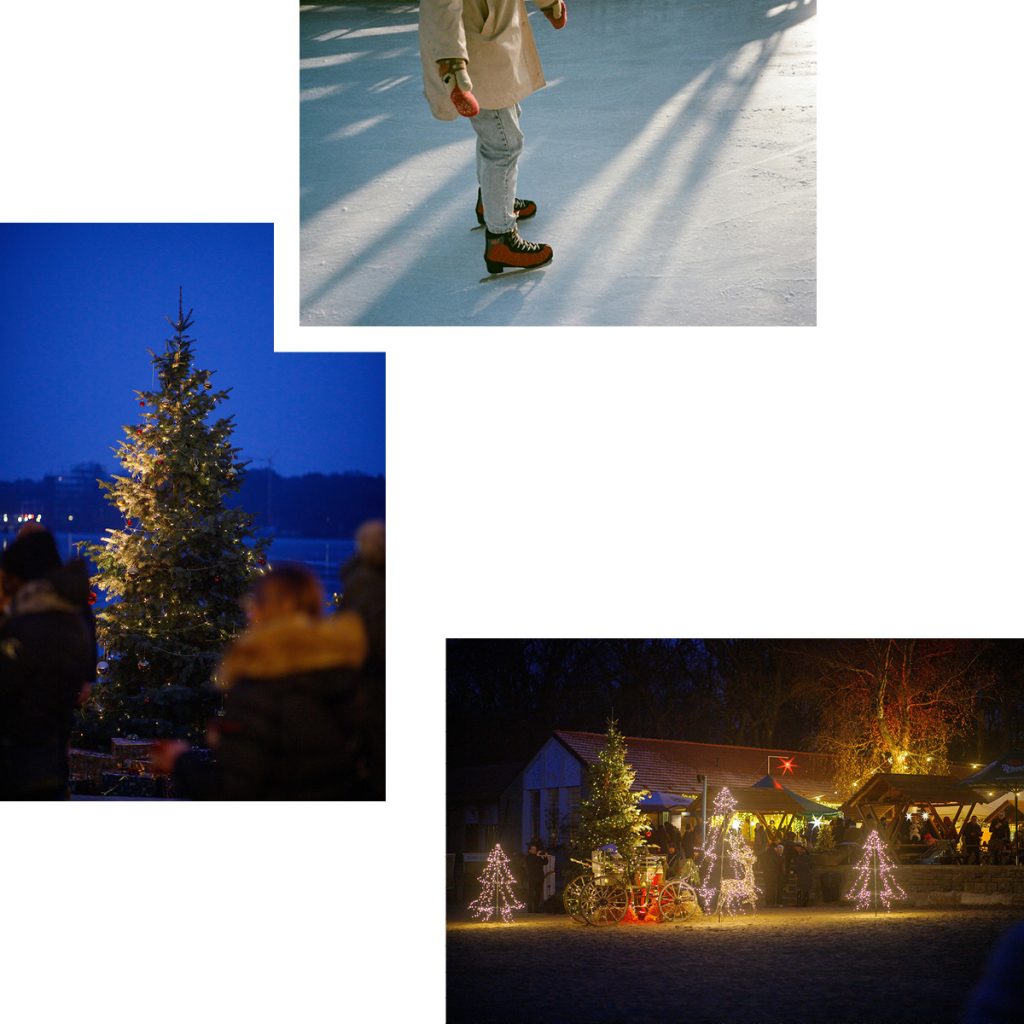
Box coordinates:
[840,773,978,860]
[961,752,1024,863]
[695,780,840,842]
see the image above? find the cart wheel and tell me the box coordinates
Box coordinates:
[562,876,592,924]
[587,883,629,926]
[659,881,699,922]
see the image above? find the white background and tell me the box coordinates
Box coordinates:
[2,2,1024,1022]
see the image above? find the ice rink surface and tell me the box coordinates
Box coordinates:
[300,0,816,326]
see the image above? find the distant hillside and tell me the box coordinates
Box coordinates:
[0,464,384,539]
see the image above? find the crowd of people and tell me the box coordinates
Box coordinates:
[853,809,1020,866]
[504,808,1021,915]
[0,520,385,800]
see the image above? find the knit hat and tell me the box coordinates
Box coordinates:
[1,529,62,581]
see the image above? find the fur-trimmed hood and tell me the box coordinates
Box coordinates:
[218,612,368,690]
[10,579,80,618]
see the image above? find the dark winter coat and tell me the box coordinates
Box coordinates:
[173,612,370,800]
[338,554,384,680]
[0,581,95,799]
[337,552,385,799]
[680,827,697,860]
[526,851,545,885]
[963,820,983,848]
[990,819,1010,844]
[793,851,813,889]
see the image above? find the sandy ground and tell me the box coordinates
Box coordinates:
[446,906,1021,1023]
[300,0,816,325]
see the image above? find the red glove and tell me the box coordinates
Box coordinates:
[438,58,480,118]
[541,0,567,29]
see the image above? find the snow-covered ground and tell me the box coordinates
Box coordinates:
[300,0,815,326]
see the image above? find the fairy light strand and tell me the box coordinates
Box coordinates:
[847,830,906,912]
[468,844,525,924]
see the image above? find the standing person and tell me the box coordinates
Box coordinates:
[337,519,385,799]
[152,565,370,799]
[763,844,785,907]
[542,847,557,903]
[418,0,567,276]
[0,530,95,800]
[754,822,768,856]
[525,842,545,912]
[681,819,697,861]
[990,814,1010,866]
[963,815,983,865]
[792,843,813,907]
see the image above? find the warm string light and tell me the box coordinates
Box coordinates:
[468,844,524,924]
[699,787,758,916]
[847,830,906,912]
[717,829,760,916]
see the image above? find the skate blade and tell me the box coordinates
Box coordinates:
[479,258,552,284]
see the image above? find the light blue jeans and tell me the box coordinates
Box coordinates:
[471,103,523,235]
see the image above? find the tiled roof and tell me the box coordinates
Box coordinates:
[552,730,837,800]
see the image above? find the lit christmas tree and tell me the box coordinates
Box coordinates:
[847,830,906,913]
[468,845,524,923]
[574,719,651,882]
[75,292,268,748]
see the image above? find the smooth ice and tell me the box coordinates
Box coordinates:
[300,0,816,326]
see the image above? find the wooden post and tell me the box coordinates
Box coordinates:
[872,845,879,918]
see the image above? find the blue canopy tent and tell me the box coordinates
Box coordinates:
[639,791,694,812]
[961,753,1024,864]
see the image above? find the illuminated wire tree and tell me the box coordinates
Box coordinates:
[718,828,760,917]
[468,845,524,923]
[847,830,906,914]
[574,719,651,882]
[75,292,268,747]
[699,788,759,919]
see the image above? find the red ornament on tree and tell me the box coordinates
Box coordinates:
[214,575,221,583]
[126,518,133,527]
[135,427,144,436]
[88,591,97,606]
[258,556,266,566]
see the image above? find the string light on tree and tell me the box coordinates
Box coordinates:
[468,844,524,924]
[573,719,650,883]
[77,291,268,748]
[847,830,906,914]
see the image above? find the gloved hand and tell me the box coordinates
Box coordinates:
[541,0,567,29]
[438,58,479,117]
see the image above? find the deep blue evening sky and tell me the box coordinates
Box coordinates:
[1,224,384,479]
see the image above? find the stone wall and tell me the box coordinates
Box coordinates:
[821,864,1024,907]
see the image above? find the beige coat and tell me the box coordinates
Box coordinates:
[419,0,548,120]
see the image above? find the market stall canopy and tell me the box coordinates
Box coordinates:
[697,783,838,818]
[985,799,1022,823]
[749,775,842,816]
[840,773,980,852]
[640,791,694,811]
[960,753,1024,796]
[841,773,979,814]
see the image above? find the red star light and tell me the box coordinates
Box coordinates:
[779,757,797,775]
